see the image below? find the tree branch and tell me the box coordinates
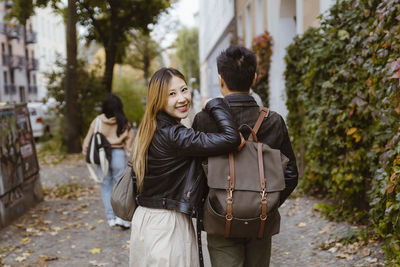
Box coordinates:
[79,1,107,45]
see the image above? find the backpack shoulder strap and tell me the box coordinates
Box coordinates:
[248,107,269,142]
[94,117,102,133]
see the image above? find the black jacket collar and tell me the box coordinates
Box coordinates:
[225,94,258,107]
[156,111,180,127]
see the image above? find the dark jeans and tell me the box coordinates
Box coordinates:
[207,234,272,267]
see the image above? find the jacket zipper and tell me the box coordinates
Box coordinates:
[186,173,202,199]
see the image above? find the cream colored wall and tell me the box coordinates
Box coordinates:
[236,0,268,47]
[303,0,320,30]
[236,0,325,42]
[236,0,248,18]
[237,0,247,45]
[263,0,268,31]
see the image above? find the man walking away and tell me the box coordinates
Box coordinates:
[192,45,298,267]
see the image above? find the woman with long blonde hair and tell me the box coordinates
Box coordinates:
[129,68,240,266]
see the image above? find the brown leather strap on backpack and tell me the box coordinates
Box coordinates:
[248,107,269,142]
[257,142,268,238]
[225,153,235,238]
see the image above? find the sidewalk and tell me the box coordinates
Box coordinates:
[0,155,385,266]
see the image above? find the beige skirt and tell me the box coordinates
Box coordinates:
[129,206,199,267]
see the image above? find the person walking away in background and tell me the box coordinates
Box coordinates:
[129,67,241,267]
[83,94,135,228]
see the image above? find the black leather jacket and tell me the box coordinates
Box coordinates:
[136,98,241,216]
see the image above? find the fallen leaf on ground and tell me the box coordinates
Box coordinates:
[21,237,31,244]
[87,225,96,230]
[90,248,102,254]
[89,260,108,266]
[37,254,59,265]
[336,253,353,260]
[297,222,307,227]
[366,257,377,263]
[15,256,27,262]
[318,224,335,234]
[362,248,371,256]
[328,247,337,253]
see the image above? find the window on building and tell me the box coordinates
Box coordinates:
[3,71,7,84]
[1,43,4,65]
[33,74,36,85]
[10,70,14,84]
[4,71,8,94]
[255,0,264,35]
[8,44,12,55]
[19,86,25,102]
[245,3,252,48]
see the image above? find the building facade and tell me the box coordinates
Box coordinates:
[199,0,235,100]
[0,2,38,103]
[33,5,66,101]
[199,0,336,118]
[0,3,65,104]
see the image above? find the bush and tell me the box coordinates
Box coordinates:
[112,67,146,126]
[252,31,272,105]
[285,0,400,263]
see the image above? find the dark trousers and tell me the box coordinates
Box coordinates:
[207,234,272,267]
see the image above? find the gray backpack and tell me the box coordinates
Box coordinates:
[202,107,288,238]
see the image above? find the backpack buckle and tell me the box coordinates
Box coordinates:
[260,214,267,221]
[260,189,267,200]
[226,188,233,199]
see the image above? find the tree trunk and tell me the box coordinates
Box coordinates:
[64,0,81,153]
[23,25,29,102]
[103,46,116,93]
[143,46,150,85]
[102,7,118,93]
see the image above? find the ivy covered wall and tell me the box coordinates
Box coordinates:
[285,0,400,263]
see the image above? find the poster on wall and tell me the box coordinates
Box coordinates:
[0,109,23,197]
[15,106,39,179]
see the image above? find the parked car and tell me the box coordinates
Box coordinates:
[27,102,53,139]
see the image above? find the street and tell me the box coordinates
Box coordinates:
[0,155,385,266]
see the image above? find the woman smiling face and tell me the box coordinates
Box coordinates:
[163,75,191,120]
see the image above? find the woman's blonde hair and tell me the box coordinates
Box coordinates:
[133,68,186,191]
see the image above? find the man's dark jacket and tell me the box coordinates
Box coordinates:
[136,98,241,217]
[192,94,298,235]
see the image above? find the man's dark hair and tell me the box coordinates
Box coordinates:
[217,45,257,92]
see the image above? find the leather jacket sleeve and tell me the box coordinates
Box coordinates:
[167,98,241,157]
[278,116,299,205]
